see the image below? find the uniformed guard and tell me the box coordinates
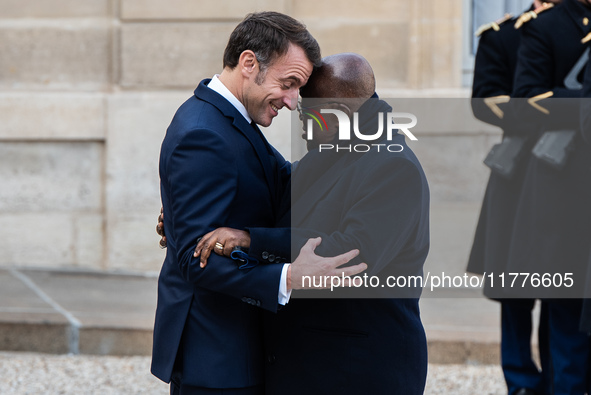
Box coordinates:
[579,33,591,346]
[510,0,591,392]
[467,3,558,395]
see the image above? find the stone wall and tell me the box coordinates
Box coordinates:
[0,0,495,273]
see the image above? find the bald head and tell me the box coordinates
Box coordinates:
[300,53,375,99]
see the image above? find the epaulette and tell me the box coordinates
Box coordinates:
[582,32,591,44]
[528,91,553,115]
[475,13,513,37]
[515,3,554,29]
[484,95,510,119]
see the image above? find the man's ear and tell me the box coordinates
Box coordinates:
[238,50,258,79]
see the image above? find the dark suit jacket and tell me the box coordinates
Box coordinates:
[151,79,290,388]
[251,99,430,394]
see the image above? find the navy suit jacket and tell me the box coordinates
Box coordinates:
[151,79,290,388]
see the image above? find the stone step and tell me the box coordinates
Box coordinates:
[0,267,512,364]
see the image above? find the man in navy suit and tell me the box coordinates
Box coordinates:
[152,12,366,395]
[191,53,430,394]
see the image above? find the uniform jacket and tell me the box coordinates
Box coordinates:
[580,46,591,331]
[471,13,522,129]
[513,0,591,100]
[505,0,591,298]
[467,10,540,283]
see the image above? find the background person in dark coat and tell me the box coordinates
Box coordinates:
[191,53,430,394]
[580,33,591,335]
[467,3,558,394]
[510,0,591,392]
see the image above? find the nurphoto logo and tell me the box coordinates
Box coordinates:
[303,109,418,153]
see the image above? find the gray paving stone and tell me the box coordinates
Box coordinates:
[0,352,508,395]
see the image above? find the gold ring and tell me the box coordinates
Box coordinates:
[215,242,224,251]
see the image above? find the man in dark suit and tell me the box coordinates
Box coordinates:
[510,0,591,392]
[192,53,430,394]
[152,13,366,395]
[265,53,429,395]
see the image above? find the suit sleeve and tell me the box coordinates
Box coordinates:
[248,227,292,264]
[165,128,283,312]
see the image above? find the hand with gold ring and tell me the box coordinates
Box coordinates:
[194,227,251,268]
[156,207,167,249]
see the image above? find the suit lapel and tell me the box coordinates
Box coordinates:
[194,79,277,211]
[233,118,278,202]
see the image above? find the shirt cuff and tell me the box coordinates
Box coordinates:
[278,264,292,305]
